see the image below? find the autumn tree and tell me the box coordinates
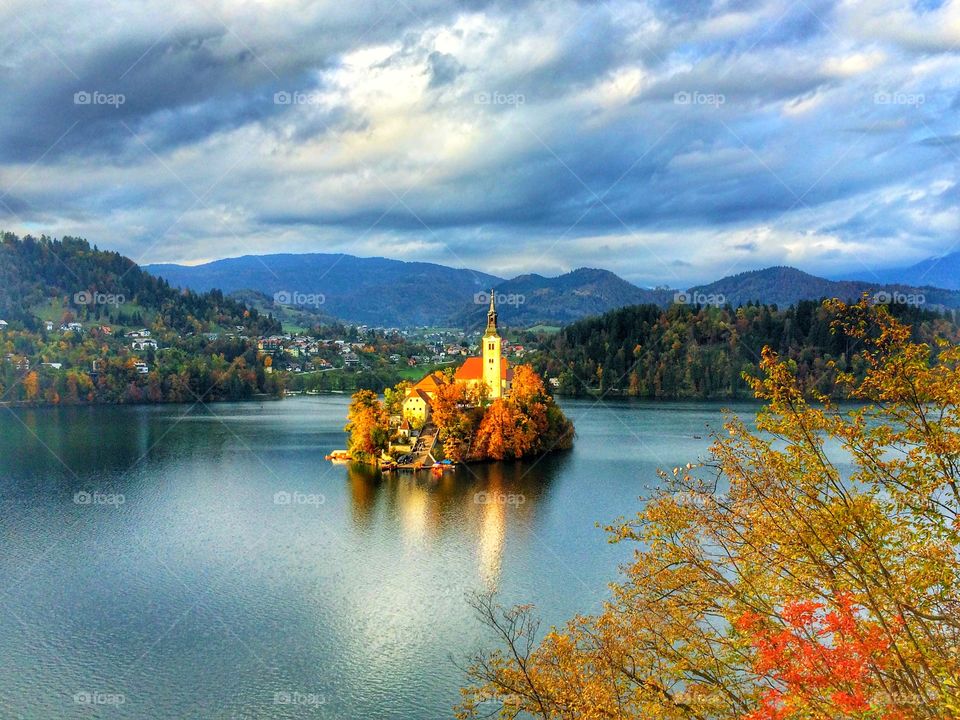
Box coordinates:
[509,364,548,408]
[384,380,412,417]
[507,364,573,455]
[473,399,537,460]
[345,389,389,460]
[23,370,39,401]
[459,300,960,720]
[468,379,491,407]
[432,381,476,461]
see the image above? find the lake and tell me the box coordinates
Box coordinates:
[0,396,753,719]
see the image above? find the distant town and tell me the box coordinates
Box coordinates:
[0,305,541,405]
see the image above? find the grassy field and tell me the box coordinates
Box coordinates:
[32,298,155,330]
[395,361,457,380]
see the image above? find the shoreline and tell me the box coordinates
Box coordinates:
[0,391,774,409]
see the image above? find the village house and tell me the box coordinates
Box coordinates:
[5,353,29,370]
[402,389,432,423]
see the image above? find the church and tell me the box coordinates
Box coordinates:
[402,292,512,423]
[452,291,513,399]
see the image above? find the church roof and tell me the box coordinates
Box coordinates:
[404,388,433,404]
[412,371,445,395]
[454,357,512,381]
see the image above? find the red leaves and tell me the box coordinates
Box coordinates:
[739,594,900,720]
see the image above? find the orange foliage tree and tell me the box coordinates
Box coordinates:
[431,381,476,461]
[23,370,39,401]
[473,398,537,460]
[458,300,960,719]
[345,389,389,460]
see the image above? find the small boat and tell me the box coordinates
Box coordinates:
[325,449,351,462]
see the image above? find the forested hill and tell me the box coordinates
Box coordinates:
[0,233,284,405]
[0,233,280,335]
[533,301,960,399]
[690,266,960,309]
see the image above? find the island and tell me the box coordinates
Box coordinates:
[344,292,574,468]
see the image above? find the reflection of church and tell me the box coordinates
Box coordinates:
[345,461,552,591]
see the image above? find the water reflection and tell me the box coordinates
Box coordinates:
[0,404,245,480]
[345,456,564,590]
[477,482,504,590]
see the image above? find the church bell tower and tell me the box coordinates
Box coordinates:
[482,290,503,398]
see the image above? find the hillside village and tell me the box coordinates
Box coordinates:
[0,304,532,404]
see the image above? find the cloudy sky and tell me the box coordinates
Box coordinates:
[1,0,958,285]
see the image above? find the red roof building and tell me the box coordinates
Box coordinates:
[453,357,512,382]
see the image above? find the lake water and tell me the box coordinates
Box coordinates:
[0,397,753,719]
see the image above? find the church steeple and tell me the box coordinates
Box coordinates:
[481,290,504,398]
[484,289,498,336]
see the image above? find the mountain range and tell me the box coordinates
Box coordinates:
[839,250,960,291]
[146,254,497,327]
[143,253,960,328]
